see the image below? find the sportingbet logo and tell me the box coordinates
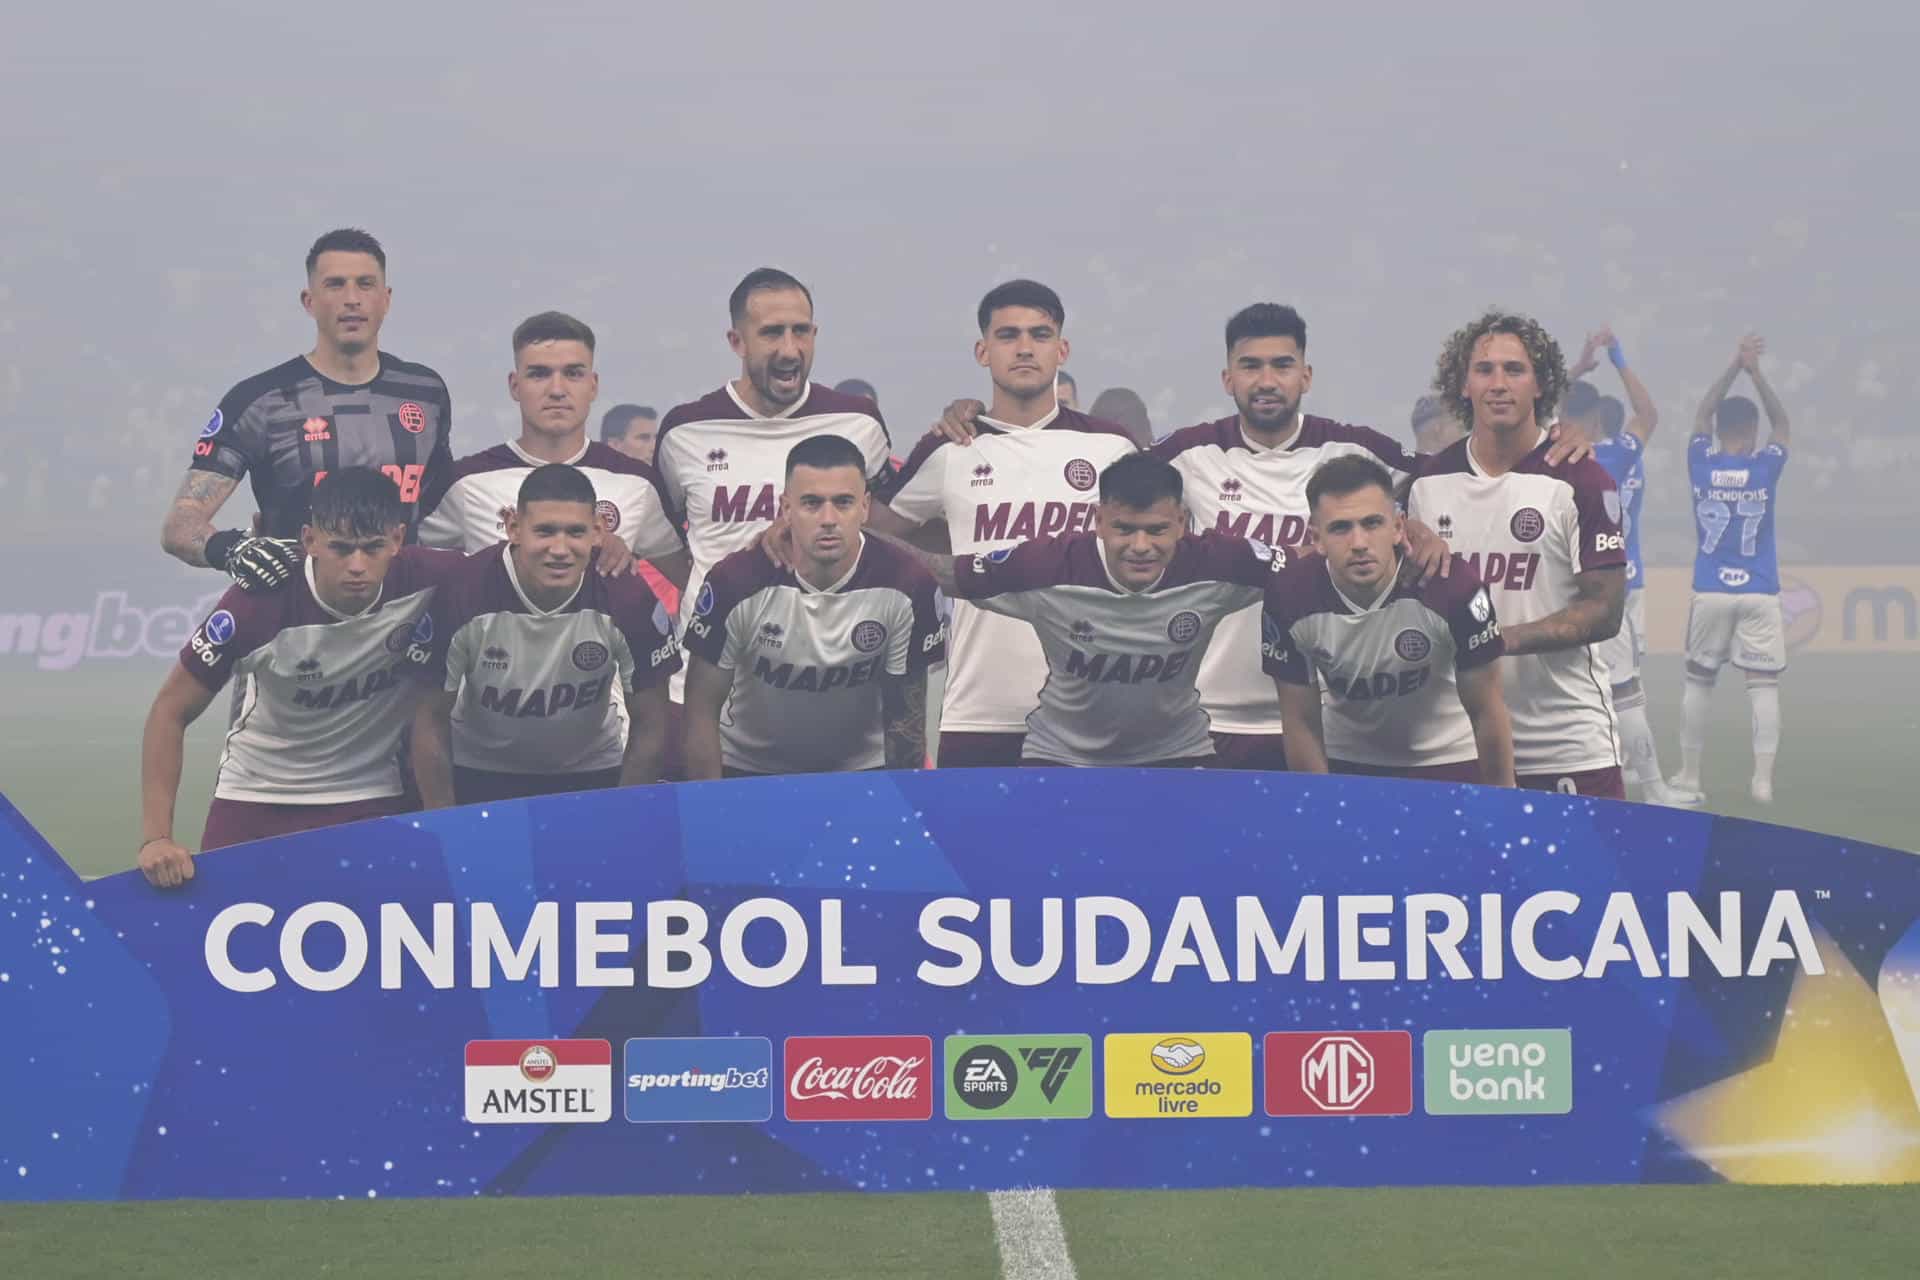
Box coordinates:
[1423,1029,1572,1115]
[0,589,227,671]
[942,1034,1093,1120]
[784,1035,932,1122]
[464,1038,612,1124]
[1103,1032,1252,1118]
[1264,1031,1412,1117]
[623,1036,773,1123]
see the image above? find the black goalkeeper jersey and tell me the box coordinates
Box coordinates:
[189,353,454,537]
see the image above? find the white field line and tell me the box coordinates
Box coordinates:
[988,1187,1078,1280]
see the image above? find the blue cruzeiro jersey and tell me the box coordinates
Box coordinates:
[1591,431,1646,589]
[1688,435,1787,595]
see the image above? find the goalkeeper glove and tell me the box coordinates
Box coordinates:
[207,530,302,592]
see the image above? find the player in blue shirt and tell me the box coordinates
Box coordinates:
[1563,327,1683,806]
[1673,334,1791,806]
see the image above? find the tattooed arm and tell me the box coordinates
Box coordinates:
[880,668,928,770]
[160,470,242,567]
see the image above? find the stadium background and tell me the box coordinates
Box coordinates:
[3,1,1918,1274]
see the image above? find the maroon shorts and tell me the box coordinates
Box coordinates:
[938,731,1026,768]
[453,766,621,805]
[1209,732,1289,771]
[201,794,411,852]
[1517,766,1626,799]
[1331,759,1481,783]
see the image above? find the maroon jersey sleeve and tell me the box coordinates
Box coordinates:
[1565,458,1628,573]
[950,535,1071,612]
[607,573,682,691]
[416,547,497,685]
[681,551,766,669]
[1259,559,1315,685]
[1187,529,1292,588]
[904,574,948,674]
[178,586,281,690]
[1426,556,1504,672]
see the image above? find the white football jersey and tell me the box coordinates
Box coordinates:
[881,405,1135,733]
[656,382,892,701]
[682,535,945,775]
[953,530,1278,765]
[182,550,454,804]
[417,439,682,561]
[434,546,680,775]
[1262,552,1503,767]
[1406,436,1627,775]
[1154,415,1419,735]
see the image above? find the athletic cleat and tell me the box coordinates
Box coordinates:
[1664,776,1705,807]
[1642,780,1700,808]
[1750,779,1775,805]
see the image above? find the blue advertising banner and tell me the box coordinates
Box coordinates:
[4,769,1920,1202]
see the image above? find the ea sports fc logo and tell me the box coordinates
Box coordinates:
[595,500,621,533]
[519,1044,558,1083]
[1151,1037,1206,1075]
[1394,629,1432,662]
[1166,611,1202,644]
[1063,458,1098,492]
[1509,507,1546,543]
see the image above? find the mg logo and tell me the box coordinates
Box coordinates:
[1301,1036,1375,1112]
[1265,1030,1411,1117]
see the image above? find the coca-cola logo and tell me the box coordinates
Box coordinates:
[783,1035,933,1122]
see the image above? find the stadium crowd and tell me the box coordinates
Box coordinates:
[133,229,1807,886]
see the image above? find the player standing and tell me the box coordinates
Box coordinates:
[924,454,1278,768]
[1562,328,1684,805]
[868,280,1136,766]
[600,404,660,465]
[137,469,456,887]
[684,436,943,777]
[1671,334,1793,805]
[1262,456,1513,785]
[411,465,679,805]
[161,228,453,592]
[416,312,686,584]
[1149,304,1426,770]
[1407,310,1628,798]
[654,270,893,732]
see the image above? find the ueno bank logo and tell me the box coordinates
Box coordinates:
[1423,1029,1572,1115]
[784,1035,932,1122]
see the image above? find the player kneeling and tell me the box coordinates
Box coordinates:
[1264,456,1515,785]
[138,468,457,887]
[682,435,944,778]
[412,464,680,805]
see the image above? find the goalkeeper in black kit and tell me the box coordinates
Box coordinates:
[160,227,454,590]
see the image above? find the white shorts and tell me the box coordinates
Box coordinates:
[1686,592,1786,674]
[1597,590,1646,685]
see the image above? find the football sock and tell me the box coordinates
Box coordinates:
[1747,673,1781,789]
[1678,672,1715,787]
[1612,681,1666,790]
